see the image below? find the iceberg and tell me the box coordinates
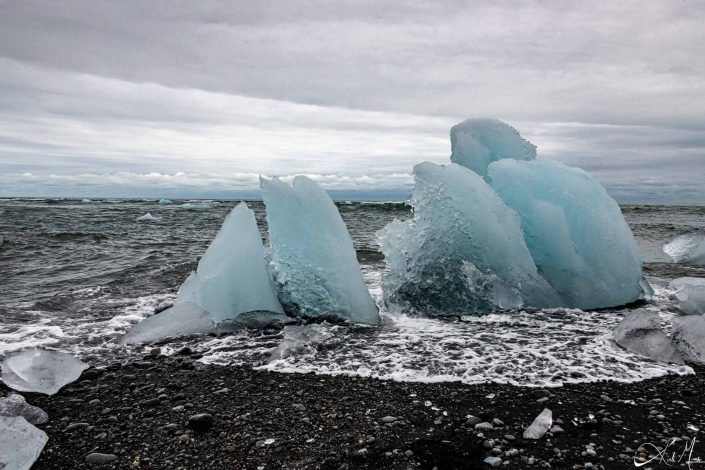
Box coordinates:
[488,159,645,309]
[261,176,380,325]
[0,416,48,470]
[664,233,705,266]
[0,393,48,424]
[670,277,705,315]
[672,316,705,364]
[158,198,173,205]
[136,212,157,221]
[378,162,560,315]
[612,311,683,363]
[1,349,88,395]
[123,203,285,343]
[450,118,536,176]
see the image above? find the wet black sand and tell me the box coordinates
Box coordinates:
[11,352,705,469]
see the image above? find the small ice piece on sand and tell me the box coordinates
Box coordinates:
[121,302,216,344]
[450,118,536,176]
[1,349,88,395]
[523,408,553,439]
[158,198,173,205]
[0,393,48,424]
[136,212,157,221]
[0,416,48,470]
[664,233,705,266]
[672,316,705,364]
[261,176,380,325]
[670,277,705,315]
[612,311,683,364]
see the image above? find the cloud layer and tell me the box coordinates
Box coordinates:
[0,1,703,201]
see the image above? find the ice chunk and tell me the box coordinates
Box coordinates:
[136,212,157,221]
[672,316,705,364]
[0,416,48,470]
[270,324,334,360]
[121,302,216,344]
[489,159,645,309]
[158,198,173,205]
[670,277,705,315]
[174,203,284,324]
[523,408,552,439]
[612,311,683,363]
[180,202,210,210]
[378,162,559,315]
[260,176,380,325]
[1,349,88,395]
[664,233,705,266]
[0,393,48,424]
[450,118,536,176]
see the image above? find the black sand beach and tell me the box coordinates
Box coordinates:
[12,351,703,470]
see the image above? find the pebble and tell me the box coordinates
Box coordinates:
[65,422,90,431]
[293,403,306,412]
[85,453,118,464]
[187,413,214,432]
[475,422,494,430]
[466,415,482,427]
[483,456,502,467]
[381,416,397,423]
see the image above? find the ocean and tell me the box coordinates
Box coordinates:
[1,199,703,387]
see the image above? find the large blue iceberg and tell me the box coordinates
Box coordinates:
[380,119,647,314]
[488,160,644,309]
[122,203,285,344]
[378,162,560,315]
[261,176,380,325]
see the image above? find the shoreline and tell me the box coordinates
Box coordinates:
[8,352,703,469]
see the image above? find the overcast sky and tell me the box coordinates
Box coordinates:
[1,0,704,201]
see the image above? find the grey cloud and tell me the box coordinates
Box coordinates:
[0,0,703,201]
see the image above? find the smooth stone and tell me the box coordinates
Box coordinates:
[483,456,502,467]
[187,413,214,431]
[85,453,118,464]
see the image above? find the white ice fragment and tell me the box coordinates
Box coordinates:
[670,277,705,315]
[180,202,210,210]
[613,311,683,363]
[158,198,173,205]
[270,324,334,361]
[175,203,284,324]
[489,159,645,309]
[260,176,380,325]
[136,212,157,221]
[0,393,48,424]
[0,416,48,470]
[664,233,705,266]
[450,118,536,176]
[523,408,553,439]
[672,316,705,364]
[120,302,216,344]
[378,162,559,315]
[1,349,88,395]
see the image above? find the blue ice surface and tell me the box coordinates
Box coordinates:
[176,202,284,324]
[378,162,561,316]
[260,175,381,325]
[450,118,536,176]
[488,159,645,309]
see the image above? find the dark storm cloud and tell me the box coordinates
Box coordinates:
[0,0,703,200]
